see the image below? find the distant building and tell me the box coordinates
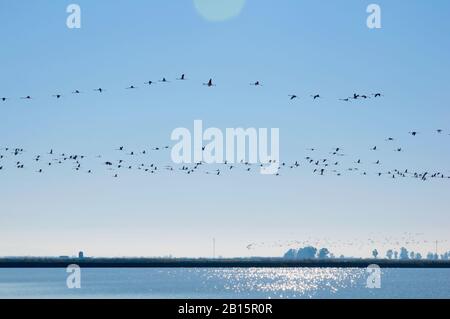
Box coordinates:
[78,251,84,259]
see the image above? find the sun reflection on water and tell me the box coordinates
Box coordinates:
[202,268,365,298]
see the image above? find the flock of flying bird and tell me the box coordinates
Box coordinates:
[3,75,448,257]
[245,232,448,253]
[0,74,384,103]
[1,73,449,181]
[0,126,449,181]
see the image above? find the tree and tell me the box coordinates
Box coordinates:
[427,252,435,260]
[415,253,422,260]
[283,249,297,260]
[386,249,393,260]
[394,251,399,259]
[318,248,330,259]
[399,247,409,260]
[297,246,317,260]
[372,249,379,259]
[410,251,415,260]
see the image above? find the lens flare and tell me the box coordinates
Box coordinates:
[194,0,246,22]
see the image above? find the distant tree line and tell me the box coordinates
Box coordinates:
[284,246,450,260]
[384,247,450,260]
[283,246,334,260]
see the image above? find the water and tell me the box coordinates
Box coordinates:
[0,268,448,299]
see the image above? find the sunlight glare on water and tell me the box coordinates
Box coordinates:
[205,268,364,298]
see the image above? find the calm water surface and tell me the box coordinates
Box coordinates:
[0,268,448,299]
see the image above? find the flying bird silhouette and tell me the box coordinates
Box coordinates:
[203,78,215,87]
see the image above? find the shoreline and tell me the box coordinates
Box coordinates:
[1,258,449,268]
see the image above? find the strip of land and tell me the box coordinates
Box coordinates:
[0,258,449,268]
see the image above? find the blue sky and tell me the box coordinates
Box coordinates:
[1,0,450,258]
